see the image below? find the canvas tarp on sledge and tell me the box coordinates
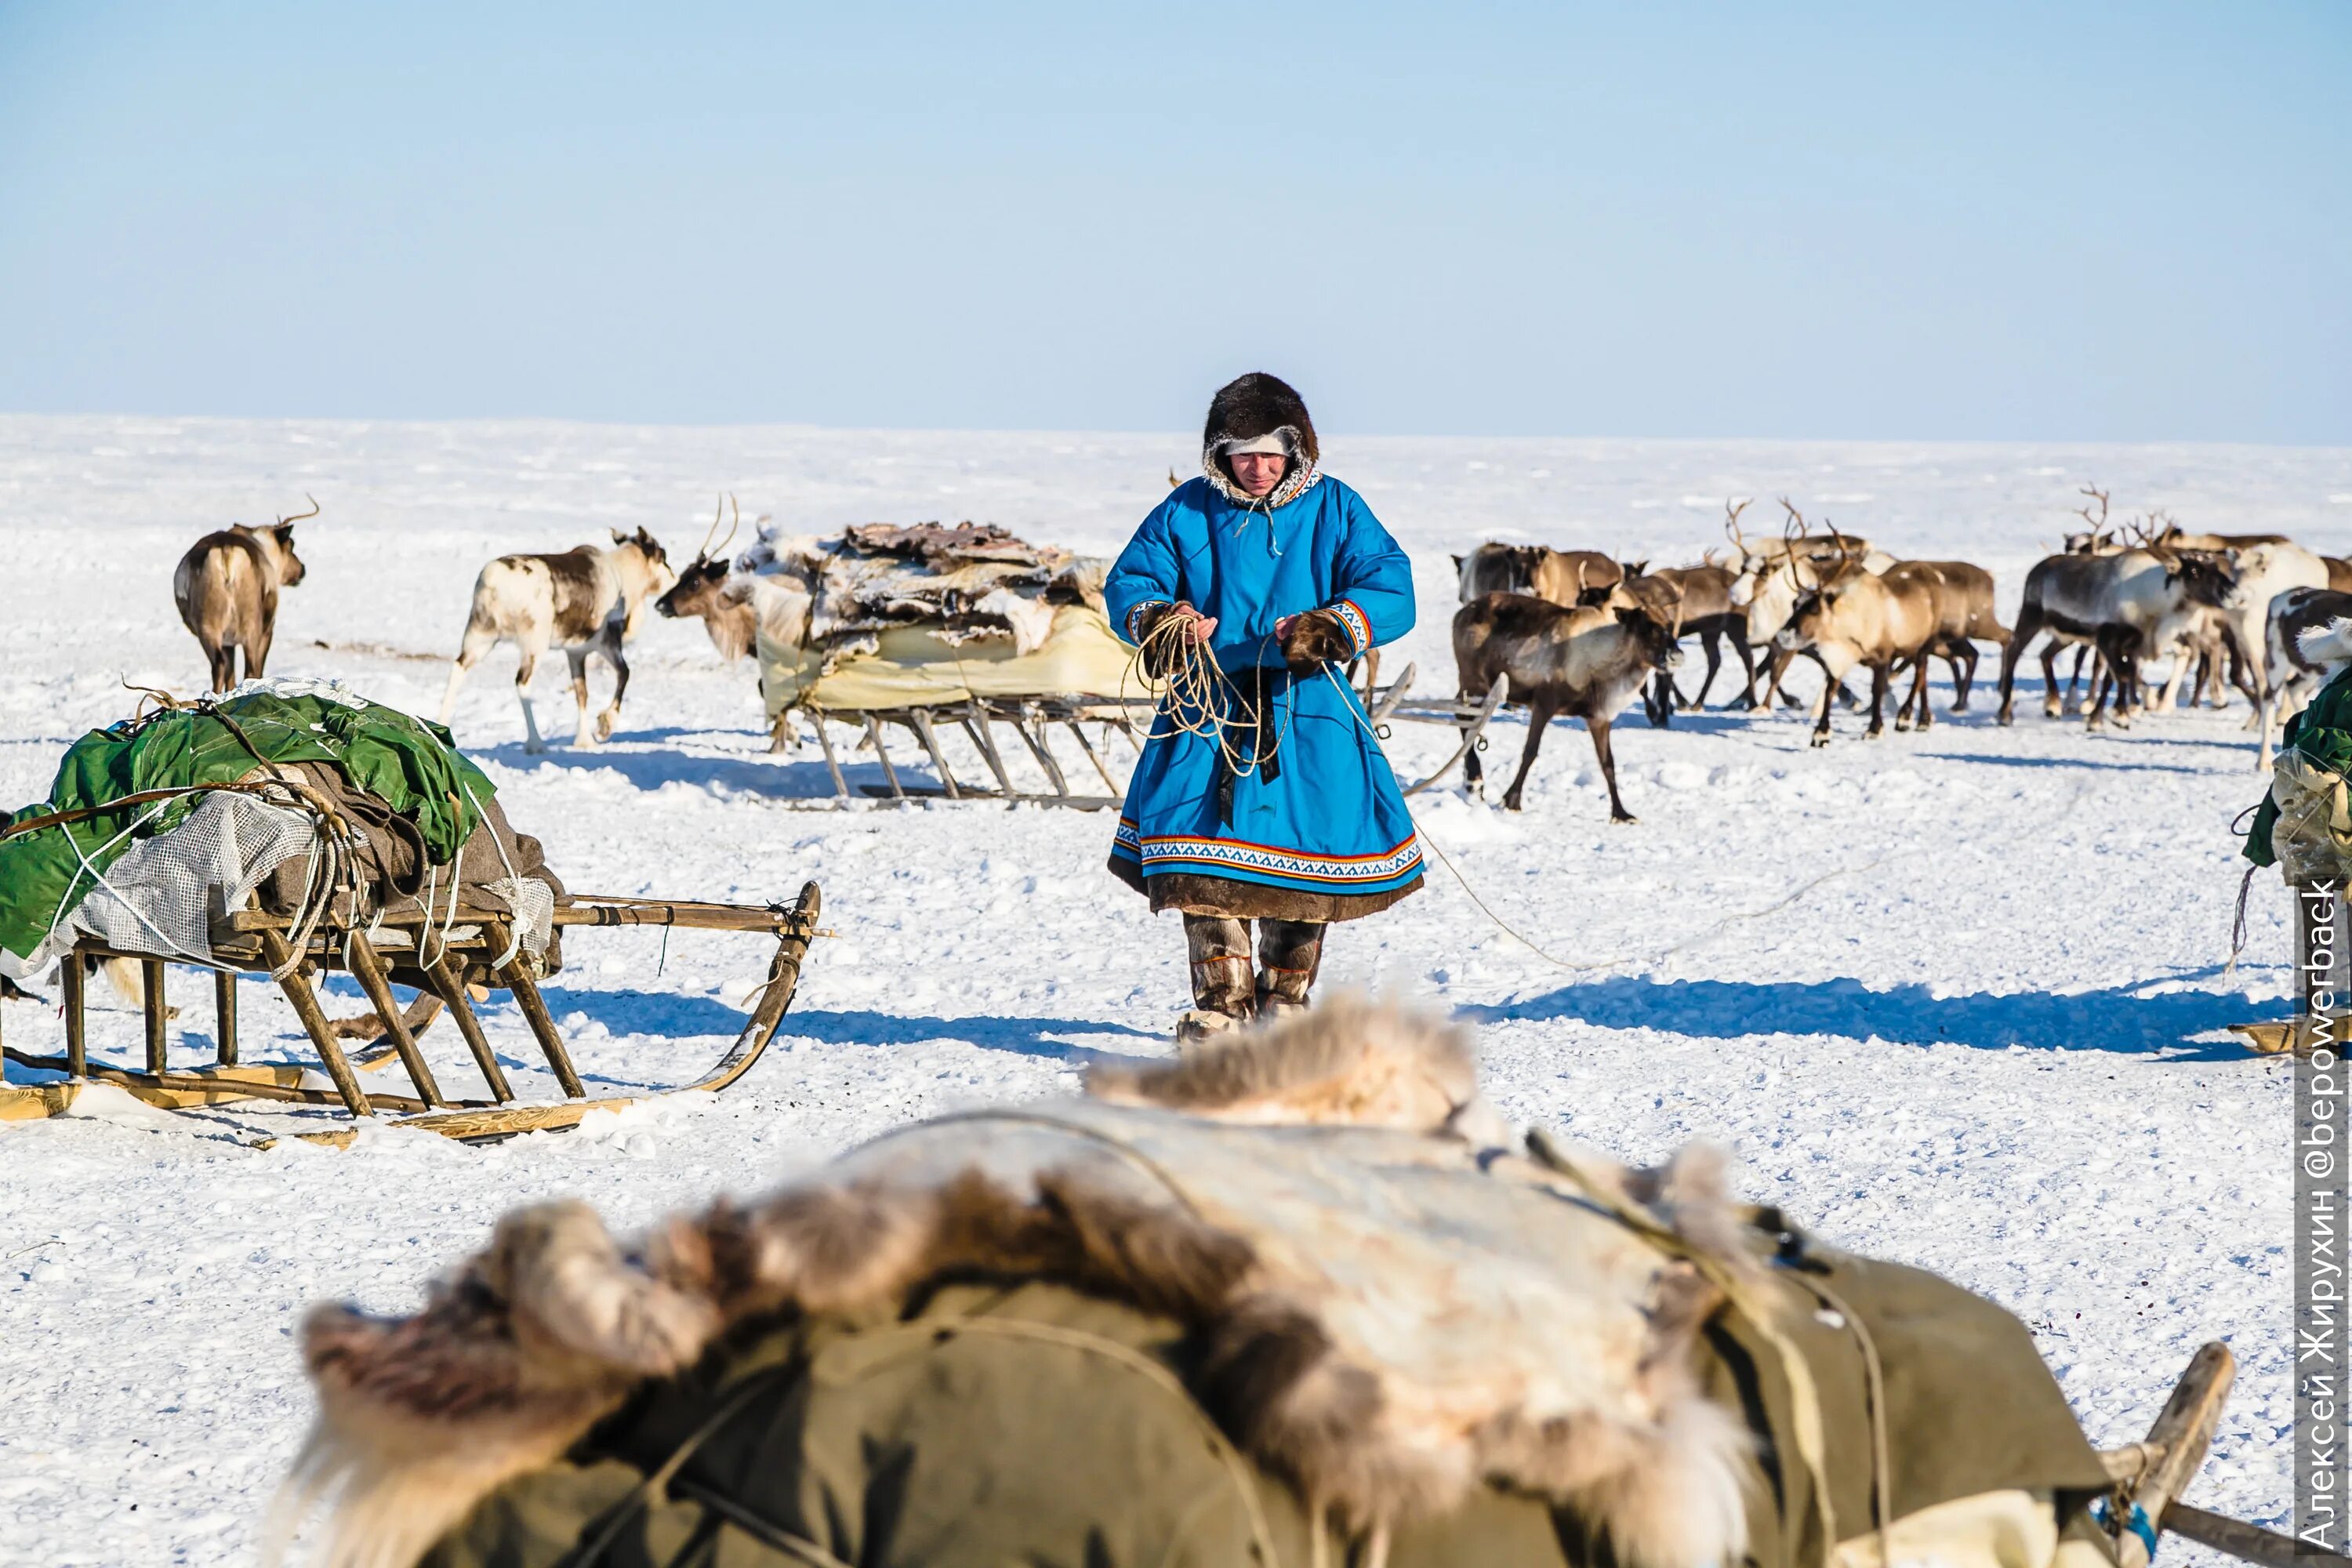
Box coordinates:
[757,603,1145,717]
[0,680,561,977]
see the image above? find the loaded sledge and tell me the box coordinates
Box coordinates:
[280,1000,2272,1568]
[0,681,820,1143]
[743,520,1152,807]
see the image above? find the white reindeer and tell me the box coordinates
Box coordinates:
[436,528,677,752]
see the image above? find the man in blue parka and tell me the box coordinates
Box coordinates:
[1106,373,1423,1043]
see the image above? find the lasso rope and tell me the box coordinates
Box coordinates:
[1120,612,1294,779]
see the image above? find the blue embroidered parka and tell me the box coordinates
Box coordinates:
[1104,470,1423,917]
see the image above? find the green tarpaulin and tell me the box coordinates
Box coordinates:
[2243,666,2352,870]
[0,688,495,962]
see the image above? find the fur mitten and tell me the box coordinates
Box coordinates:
[1132,602,1205,677]
[1280,608,1355,670]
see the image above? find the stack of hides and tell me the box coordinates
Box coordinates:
[0,679,565,979]
[744,521,1140,714]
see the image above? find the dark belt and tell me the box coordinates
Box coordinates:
[1215,669,1283,826]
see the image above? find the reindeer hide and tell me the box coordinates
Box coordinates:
[283,1000,1755,1568]
[741,521,1108,656]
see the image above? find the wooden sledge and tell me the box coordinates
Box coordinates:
[2085,1340,2339,1568]
[1379,674,1512,797]
[806,697,1142,810]
[2230,883,2346,1056]
[0,883,823,1146]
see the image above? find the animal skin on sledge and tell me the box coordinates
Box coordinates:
[281,999,1755,1568]
[737,521,1109,658]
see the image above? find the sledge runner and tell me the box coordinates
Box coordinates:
[1105,373,1423,1041]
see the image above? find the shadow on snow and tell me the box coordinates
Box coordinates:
[1460,970,2270,1060]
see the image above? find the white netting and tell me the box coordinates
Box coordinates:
[486,876,556,960]
[0,790,320,980]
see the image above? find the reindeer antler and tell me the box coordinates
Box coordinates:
[697,494,739,562]
[1778,496,1806,539]
[2073,485,2110,531]
[1722,496,1752,552]
[278,493,321,526]
[715,494,742,560]
[1817,518,1866,586]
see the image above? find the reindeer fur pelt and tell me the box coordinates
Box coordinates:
[2299,616,2352,669]
[737,521,1109,657]
[280,999,1757,1568]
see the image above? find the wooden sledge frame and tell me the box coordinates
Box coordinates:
[2083,1340,2328,1568]
[0,883,823,1145]
[799,697,1147,810]
[1376,670,1513,797]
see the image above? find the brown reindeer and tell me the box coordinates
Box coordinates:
[1452,543,1624,607]
[1452,586,1684,820]
[1775,542,1945,745]
[437,527,677,753]
[652,497,809,662]
[172,496,317,691]
[1897,560,2009,712]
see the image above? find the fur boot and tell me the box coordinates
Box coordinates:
[1184,914,1257,1030]
[1254,919,1324,1019]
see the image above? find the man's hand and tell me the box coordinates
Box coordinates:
[1137,601,1218,677]
[1169,603,1218,644]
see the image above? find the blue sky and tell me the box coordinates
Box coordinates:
[0,2,2343,441]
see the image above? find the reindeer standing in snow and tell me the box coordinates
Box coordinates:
[173,496,318,691]
[436,528,677,752]
[655,499,820,751]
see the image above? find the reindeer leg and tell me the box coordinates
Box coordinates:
[245,620,274,680]
[566,646,595,748]
[1500,699,1556,813]
[514,645,546,754]
[1996,602,2043,725]
[1645,672,1672,729]
[1866,662,1893,739]
[596,634,630,743]
[1949,641,1976,712]
[1806,652,1844,746]
[437,622,495,727]
[1764,646,1802,709]
[1588,715,1637,824]
[2086,628,2129,731]
[1461,692,1487,799]
[1724,633,1756,711]
[1687,629,1722,708]
[208,644,236,694]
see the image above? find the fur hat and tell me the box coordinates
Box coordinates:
[1203,372,1319,466]
[1201,372,1322,507]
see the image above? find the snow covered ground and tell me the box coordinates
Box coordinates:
[2,414,2350,1565]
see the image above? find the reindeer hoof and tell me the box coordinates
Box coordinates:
[1501,795,1525,812]
[1809,733,1831,749]
[1610,811,1638,826]
[594,711,617,742]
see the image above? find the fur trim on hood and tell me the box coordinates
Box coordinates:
[1202,372,1323,509]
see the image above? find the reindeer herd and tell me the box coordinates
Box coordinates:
[1448,487,2352,821]
[162,483,2352,828]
